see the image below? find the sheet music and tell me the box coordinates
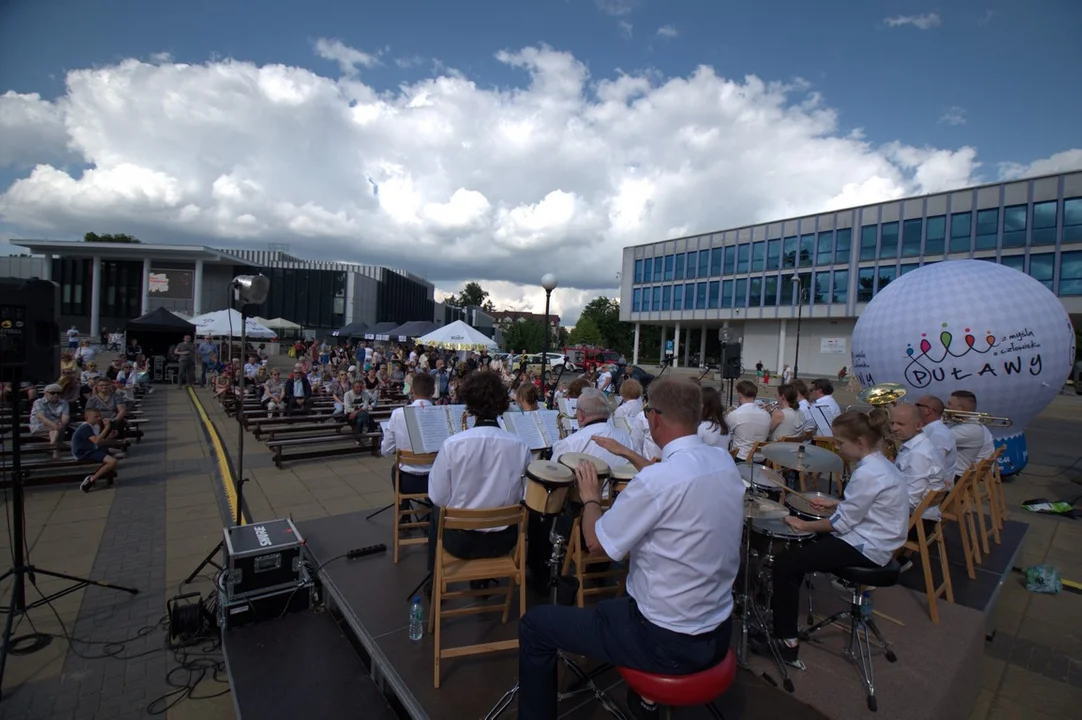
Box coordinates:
[403,405,453,454]
[503,411,548,451]
[447,404,471,432]
[558,397,578,416]
[537,410,562,446]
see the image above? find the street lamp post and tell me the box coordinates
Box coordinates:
[791,275,804,380]
[540,273,558,402]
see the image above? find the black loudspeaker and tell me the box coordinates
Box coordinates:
[720,342,742,380]
[0,277,60,383]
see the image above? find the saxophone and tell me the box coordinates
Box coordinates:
[461,410,470,431]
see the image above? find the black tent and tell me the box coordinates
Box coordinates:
[365,321,400,339]
[331,321,368,339]
[388,320,438,341]
[125,307,197,358]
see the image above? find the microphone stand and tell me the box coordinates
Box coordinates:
[547,364,566,409]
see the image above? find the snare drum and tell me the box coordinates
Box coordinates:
[523,460,574,515]
[785,491,836,522]
[610,464,636,497]
[558,452,611,503]
[738,463,786,502]
[749,518,816,562]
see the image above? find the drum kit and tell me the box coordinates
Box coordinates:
[734,443,843,691]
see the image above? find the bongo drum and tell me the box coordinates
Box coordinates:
[610,464,636,497]
[558,452,611,504]
[523,460,574,515]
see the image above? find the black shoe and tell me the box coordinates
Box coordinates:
[778,641,801,667]
[625,688,658,719]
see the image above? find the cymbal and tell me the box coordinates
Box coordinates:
[857,382,907,407]
[743,496,790,520]
[737,463,786,490]
[760,442,844,474]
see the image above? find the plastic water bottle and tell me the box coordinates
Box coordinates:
[409,596,424,641]
[860,590,873,618]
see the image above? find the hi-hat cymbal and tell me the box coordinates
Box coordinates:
[743,496,790,520]
[857,382,908,407]
[760,442,844,474]
[737,463,786,490]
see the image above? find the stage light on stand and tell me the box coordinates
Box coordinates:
[540,274,558,402]
[791,274,804,380]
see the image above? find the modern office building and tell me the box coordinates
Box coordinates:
[620,171,1082,376]
[2,241,458,337]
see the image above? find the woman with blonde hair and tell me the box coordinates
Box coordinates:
[613,378,643,419]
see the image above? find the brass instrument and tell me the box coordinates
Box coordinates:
[943,409,1013,428]
[856,382,908,407]
[556,412,572,440]
[461,410,469,431]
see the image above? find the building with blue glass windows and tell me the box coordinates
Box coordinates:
[619,171,1082,376]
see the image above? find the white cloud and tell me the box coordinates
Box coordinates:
[939,106,966,126]
[394,55,425,69]
[619,20,633,39]
[595,0,635,17]
[314,38,380,75]
[0,43,1076,326]
[884,13,941,30]
[978,10,995,26]
[656,25,678,39]
[998,150,1082,182]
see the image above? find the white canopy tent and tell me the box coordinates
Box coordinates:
[254,316,302,332]
[189,309,277,339]
[414,320,498,351]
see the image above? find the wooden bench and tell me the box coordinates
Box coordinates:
[267,432,382,469]
[1,459,119,489]
[254,409,397,441]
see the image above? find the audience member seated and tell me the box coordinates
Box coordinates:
[343,379,376,439]
[73,407,123,493]
[284,364,314,415]
[30,384,71,448]
[85,378,132,438]
[262,369,285,416]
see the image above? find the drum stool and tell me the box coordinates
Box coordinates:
[802,560,901,712]
[618,649,736,719]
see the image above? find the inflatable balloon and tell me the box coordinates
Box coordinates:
[851,259,1075,474]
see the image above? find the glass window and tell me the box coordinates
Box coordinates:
[721,280,734,308]
[899,263,920,276]
[661,285,671,310]
[684,282,695,310]
[710,248,723,276]
[832,269,849,304]
[816,231,833,266]
[736,244,750,273]
[783,237,797,268]
[835,228,851,264]
[860,225,878,260]
[708,281,720,309]
[698,251,709,278]
[780,275,794,305]
[1028,253,1054,291]
[795,272,812,304]
[949,212,972,253]
[902,219,922,258]
[999,254,1025,272]
[857,267,875,301]
[880,222,899,260]
[763,276,778,306]
[696,282,707,309]
[633,259,643,283]
[1060,250,1082,295]
[1064,198,1082,243]
[813,272,830,303]
[751,241,765,272]
[674,252,685,280]
[685,251,697,280]
[652,286,661,311]
[642,257,652,283]
[748,277,762,306]
[723,246,736,275]
[799,234,815,267]
[632,288,642,311]
[1002,205,1027,248]
[766,239,781,270]
[653,256,663,282]
[925,216,946,256]
[1032,201,1057,245]
[975,208,999,250]
[663,254,675,281]
[876,266,897,294]
[734,278,748,308]
[672,284,683,310]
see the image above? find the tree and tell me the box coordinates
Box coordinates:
[567,316,604,346]
[84,232,141,244]
[501,319,548,353]
[444,281,495,312]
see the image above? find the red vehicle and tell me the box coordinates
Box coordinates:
[563,346,622,374]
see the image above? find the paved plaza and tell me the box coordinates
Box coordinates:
[0,365,1080,719]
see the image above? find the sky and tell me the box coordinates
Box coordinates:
[1,0,1080,324]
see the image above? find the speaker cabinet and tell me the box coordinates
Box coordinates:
[720,342,742,380]
[0,277,60,383]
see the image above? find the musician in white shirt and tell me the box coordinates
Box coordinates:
[698,386,731,449]
[380,372,436,496]
[518,379,743,719]
[426,371,531,576]
[915,395,959,486]
[612,379,644,420]
[769,410,908,667]
[725,380,771,461]
[946,390,995,478]
[550,389,633,470]
[808,378,841,437]
[792,379,818,438]
[892,404,947,523]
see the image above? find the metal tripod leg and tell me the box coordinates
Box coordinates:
[182,541,223,586]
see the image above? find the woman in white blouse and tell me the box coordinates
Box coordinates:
[769,384,806,441]
[612,378,644,420]
[698,386,731,449]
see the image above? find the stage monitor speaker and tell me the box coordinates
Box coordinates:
[720,342,742,380]
[0,277,60,383]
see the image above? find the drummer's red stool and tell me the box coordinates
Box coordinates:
[618,649,736,719]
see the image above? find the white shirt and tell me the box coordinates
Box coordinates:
[551,419,634,475]
[697,420,730,450]
[630,411,661,461]
[797,398,816,435]
[896,433,946,521]
[613,397,643,420]
[921,419,958,487]
[596,371,612,392]
[810,396,840,437]
[343,389,373,413]
[950,422,995,477]
[428,425,532,531]
[828,452,908,566]
[381,399,434,474]
[595,435,744,634]
[725,403,771,460]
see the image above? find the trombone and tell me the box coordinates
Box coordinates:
[943,409,1013,427]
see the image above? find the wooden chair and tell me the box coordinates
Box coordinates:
[895,489,953,624]
[967,455,1001,554]
[939,467,982,579]
[429,504,527,688]
[985,447,1008,531]
[561,509,627,607]
[393,450,438,563]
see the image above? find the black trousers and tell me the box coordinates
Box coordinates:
[426,507,518,573]
[285,397,313,415]
[770,534,876,639]
[518,596,731,720]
